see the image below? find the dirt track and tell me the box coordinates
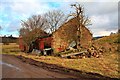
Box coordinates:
[1,54,76,78]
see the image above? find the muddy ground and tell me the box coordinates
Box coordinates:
[1,54,118,80]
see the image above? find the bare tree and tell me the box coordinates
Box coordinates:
[45,10,67,33]
[21,15,47,31]
[70,3,91,50]
[19,15,48,45]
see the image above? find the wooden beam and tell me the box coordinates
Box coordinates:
[61,50,87,58]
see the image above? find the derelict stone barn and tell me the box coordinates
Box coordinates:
[51,17,92,53]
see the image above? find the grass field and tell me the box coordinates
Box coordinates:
[1,43,21,54]
[1,43,120,78]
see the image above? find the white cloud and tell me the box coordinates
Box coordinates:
[89,14,118,37]
[45,0,119,2]
[81,2,118,37]
[93,29,118,37]
[91,15,109,28]
[81,2,118,16]
[3,0,118,3]
[10,1,50,15]
[0,1,118,37]
[46,0,119,2]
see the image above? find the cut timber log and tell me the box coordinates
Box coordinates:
[61,50,87,58]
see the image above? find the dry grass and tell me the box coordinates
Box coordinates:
[1,43,120,78]
[94,34,118,44]
[18,52,119,78]
[1,43,21,54]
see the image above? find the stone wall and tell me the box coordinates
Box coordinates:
[52,17,92,53]
[80,25,92,48]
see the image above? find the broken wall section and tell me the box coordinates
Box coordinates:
[52,17,92,53]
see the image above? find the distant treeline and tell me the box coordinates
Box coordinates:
[0,35,18,44]
[93,36,104,40]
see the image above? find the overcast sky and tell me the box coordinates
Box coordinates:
[0,0,119,37]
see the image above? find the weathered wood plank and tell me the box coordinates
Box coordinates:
[61,50,87,58]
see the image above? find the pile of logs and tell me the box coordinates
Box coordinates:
[87,46,103,58]
[61,46,104,59]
